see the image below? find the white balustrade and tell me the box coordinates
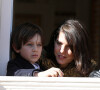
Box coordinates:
[0,76,100,90]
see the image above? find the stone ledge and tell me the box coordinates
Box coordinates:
[0,76,100,90]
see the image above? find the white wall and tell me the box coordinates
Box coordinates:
[0,0,13,76]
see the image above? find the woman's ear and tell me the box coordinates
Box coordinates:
[12,44,20,53]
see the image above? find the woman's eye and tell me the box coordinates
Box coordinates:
[37,44,42,46]
[56,40,61,45]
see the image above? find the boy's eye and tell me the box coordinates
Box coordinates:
[27,44,32,46]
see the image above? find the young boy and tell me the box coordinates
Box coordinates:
[6,23,63,77]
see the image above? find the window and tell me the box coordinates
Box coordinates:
[0,1,100,90]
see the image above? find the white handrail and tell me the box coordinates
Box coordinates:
[0,76,100,90]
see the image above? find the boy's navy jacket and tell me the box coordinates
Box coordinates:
[6,55,41,76]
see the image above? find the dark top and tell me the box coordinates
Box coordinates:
[6,55,41,76]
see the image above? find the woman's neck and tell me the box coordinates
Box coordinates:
[59,64,68,69]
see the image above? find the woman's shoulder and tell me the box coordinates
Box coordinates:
[91,59,97,65]
[91,59,98,69]
[89,59,100,77]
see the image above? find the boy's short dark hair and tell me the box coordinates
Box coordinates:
[11,23,43,57]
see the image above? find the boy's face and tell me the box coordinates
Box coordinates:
[16,34,42,64]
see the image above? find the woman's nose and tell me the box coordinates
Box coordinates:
[60,45,65,53]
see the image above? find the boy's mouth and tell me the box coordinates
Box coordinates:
[32,54,38,57]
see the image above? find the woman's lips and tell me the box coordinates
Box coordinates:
[58,55,66,59]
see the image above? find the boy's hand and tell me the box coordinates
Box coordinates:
[34,67,64,77]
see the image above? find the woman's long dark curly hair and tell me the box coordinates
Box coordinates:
[45,19,92,75]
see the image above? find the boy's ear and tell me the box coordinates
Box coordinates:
[12,44,20,53]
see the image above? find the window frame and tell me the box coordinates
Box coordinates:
[0,0,13,76]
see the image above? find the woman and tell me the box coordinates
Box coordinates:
[39,19,96,77]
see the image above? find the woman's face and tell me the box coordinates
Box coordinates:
[54,31,74,68]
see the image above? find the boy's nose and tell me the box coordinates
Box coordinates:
[32,45,37,51]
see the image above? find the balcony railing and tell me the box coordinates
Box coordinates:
[0,76,100,90]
